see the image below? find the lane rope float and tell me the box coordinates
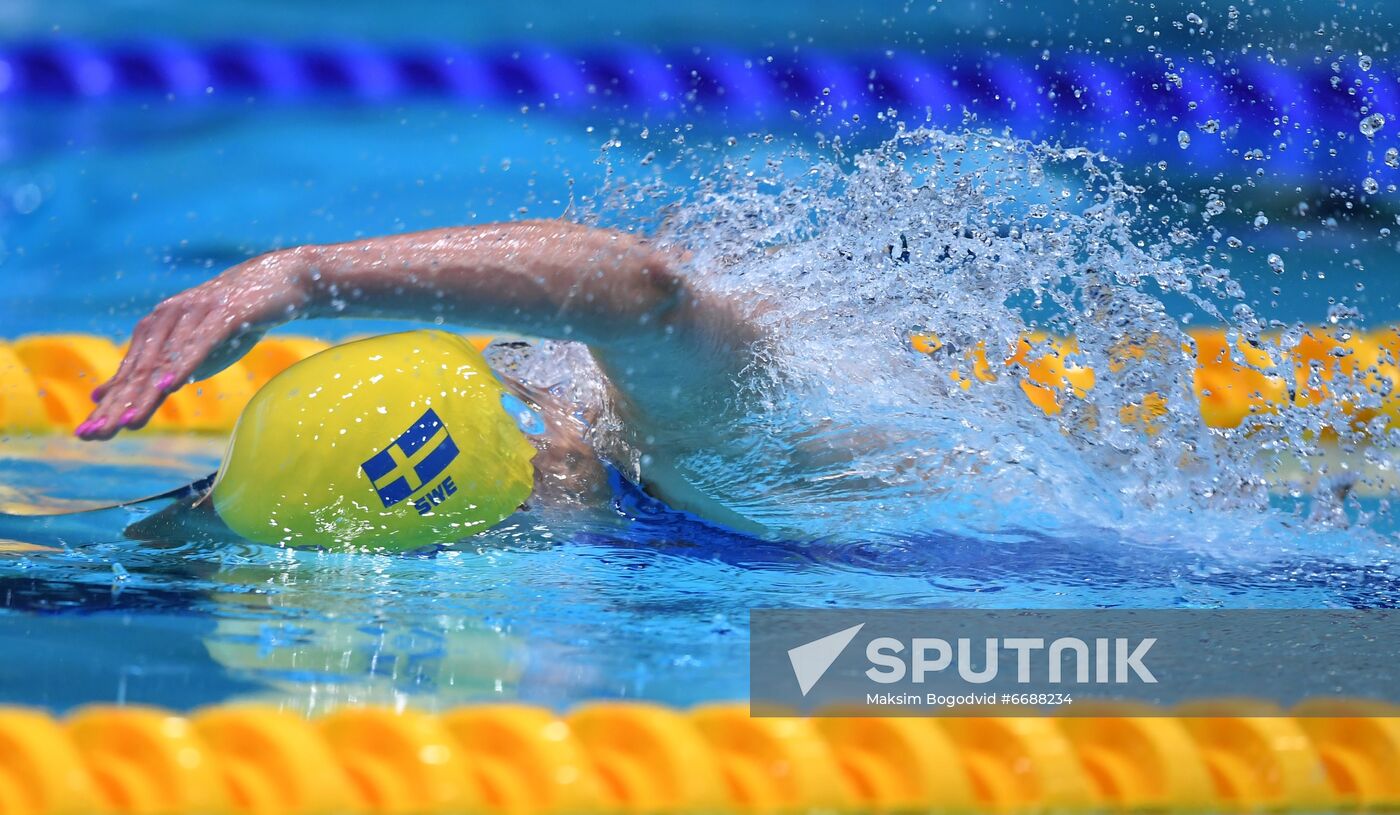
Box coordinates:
[0,42,1386,184]
[2,328,1396,436]
[0,699,1395,815]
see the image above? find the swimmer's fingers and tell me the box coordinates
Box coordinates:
[134,304,267,407]
[77,302,193,436]
[78,307,182,439]
[115,304,220,433]
[79,368,163,439]
[89,307,176,403]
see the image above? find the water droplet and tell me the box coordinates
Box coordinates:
[1386,147,1399,168]
[1186,12,1205,26]
[1205,198,1226,217]
[1359,54,1373,72]
[1363,177,1380,194]
[1266,253,1286,274]
[1177,131,1191,149]
[11,183,41,215]
[1360,113,1386,138]
[1253,213,1269,229]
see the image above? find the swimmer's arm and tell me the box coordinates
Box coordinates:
[295,220,698,343]
[81,220,755,439]
[293,221,761,407]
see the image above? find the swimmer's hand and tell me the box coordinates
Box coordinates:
[77,251,311,439]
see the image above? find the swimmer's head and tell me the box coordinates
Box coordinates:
[211,330,541,551]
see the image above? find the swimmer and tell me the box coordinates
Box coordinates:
[76,220,779,540]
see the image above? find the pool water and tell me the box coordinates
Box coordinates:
[2,422,1397,712]
[4,14,1400,710]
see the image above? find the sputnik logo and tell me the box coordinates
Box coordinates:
[787,623,864,696]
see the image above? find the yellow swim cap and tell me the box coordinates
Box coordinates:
[211,330,539,551]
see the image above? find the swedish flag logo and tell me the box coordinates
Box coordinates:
[360,409,460,508]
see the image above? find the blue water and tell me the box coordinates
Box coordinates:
[3,430,1398,712]
[3,1,1400,711]
[4,102,1395,336]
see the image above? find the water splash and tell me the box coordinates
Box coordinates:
[552,127,1400,550]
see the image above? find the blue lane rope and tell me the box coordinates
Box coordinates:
[0,40,1390,181]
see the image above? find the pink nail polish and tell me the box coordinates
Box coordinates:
[74,421,90,436]
[118,408,137,425]
[89,417,107,432]
[157,373,175,390]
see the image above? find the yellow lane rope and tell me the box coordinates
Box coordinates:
[0,335,488,434]
[921,325,1400,434]
[1,328,1397,434]
[0,699,1396,814]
